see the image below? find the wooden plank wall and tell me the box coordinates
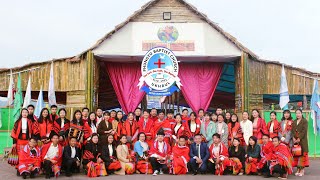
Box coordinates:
[133,0,204,23]
[0,59,86,92]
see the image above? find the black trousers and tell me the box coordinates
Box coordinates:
[63,159,78,175]
[207,161,216,174]
[272,164,286,176]
[43,160,53,176]
[149,157,167,172]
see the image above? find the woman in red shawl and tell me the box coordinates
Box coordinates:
[227,114,243,147]
[208,133,229,175]
[185,112,201,140]
[121,112,139,145]
[268,136,293,179]
[138,110,154,147]
[18,137,41,179]
[32,108,54,147]
[251,109,268,144]
[11,108,34,153]
[266,111,280,139]
[172,114,190,146]
[69,110,92,149]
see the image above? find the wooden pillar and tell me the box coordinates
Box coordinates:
[86,51,94,110]
[303,95,307,110]
[235,53,245,113]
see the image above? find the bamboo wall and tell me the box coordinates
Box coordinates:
[0,59,87,92]
[133,0,203,23]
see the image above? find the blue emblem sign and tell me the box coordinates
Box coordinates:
[138,47,182,96]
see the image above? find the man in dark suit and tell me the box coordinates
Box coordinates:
[189,134,210,175]
[62,137,81,177]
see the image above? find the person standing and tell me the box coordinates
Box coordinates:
[291,109,309,176]
[240,111,253,147]
[97,112,113,145]
[266,111,280,139]
[200,112,216,146]
[216,114,228,147]
[251,109,268,144]
[279,110,293,147]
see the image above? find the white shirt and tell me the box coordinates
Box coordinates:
[213,144,220,156]
[158,141,164,153]
[108,144,113,157]
[240,119,253,145]
[270,121,274,133]
[44,143,59,159]
[21,118,27,133]
[174,124,182,134]
[217,122,223,134]
[190,122,197,133]
[91,123,97,133]
[96,117,103,126]
[71,146,76,158]
[61,119,65,129]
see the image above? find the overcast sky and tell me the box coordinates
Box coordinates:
[0,0,319,72]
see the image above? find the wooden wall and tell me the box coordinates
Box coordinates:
[133,0,204,23]
[0,59,86,92]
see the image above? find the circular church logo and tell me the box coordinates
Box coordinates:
[157,26,179,43]
[138,47,181,95]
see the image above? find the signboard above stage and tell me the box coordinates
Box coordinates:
[92,22,241,59]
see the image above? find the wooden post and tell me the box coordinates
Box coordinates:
[235,53,245,114]
[303,95,307,110]
[86,51,94,110]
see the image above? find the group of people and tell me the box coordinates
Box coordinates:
[11,105,309,179]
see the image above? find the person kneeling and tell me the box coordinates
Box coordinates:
[171,136,190,175]
[100,134,122,175]
[115,135,135,175]
[189,134,210,175]
[62,137,81,177]
[82,133,107,177]
[207,133,229,175]
[18,137,41,179]
[134,132,153,174]
[149,130,171,176]
[267,136,293,179]
[41,134,63,179]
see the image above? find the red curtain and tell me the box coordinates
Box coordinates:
[178,63,224,112]
[105,62,145,114]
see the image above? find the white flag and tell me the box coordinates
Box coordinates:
[279,64,290,109]
[7,69,14,106]
[48,62,56,106]
[23,75,32,108]
[34,87,44,118]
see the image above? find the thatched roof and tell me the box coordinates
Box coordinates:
[78,0,258,59]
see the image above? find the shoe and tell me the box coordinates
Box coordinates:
[193,171,198,176]
[45,175,50,179]
[22,172,28,179]
[66,173,72,177]
[238,172,243,176]
[295,169,301,176]
[159,169,164,175]
[153,170,159,176]
[298,169,304,176]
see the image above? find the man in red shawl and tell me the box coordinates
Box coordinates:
[208,133,229,175]
[138,110,154,146]
[149,130,171,176]
[268,136,293,179]
[18,137,41,179]
[258,134,274,175]
[49,105,59,122]
[81,107,89,124]
[150,108,158,122]
[27,105,38,123]
[171,136,190,175]
[41,134,63,179]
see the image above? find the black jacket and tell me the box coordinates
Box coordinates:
[62,145,81,163]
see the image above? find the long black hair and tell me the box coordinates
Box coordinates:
[88,112,96,127]
[38,108,49,123]
[115,110,124,122]
[247,136,258,153]
[18,108,29,120]
[250,109,261,121]
[72,110,83,126]
[295,109,305,119]
[230,114,238,128]
[281,109,293,121]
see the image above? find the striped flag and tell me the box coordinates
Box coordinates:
[48,62,56,106]
[34,87,44,118]
[279,64,290,109]
[23,75,32,108]
[7,69,15,106]
[13,73,23,121]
